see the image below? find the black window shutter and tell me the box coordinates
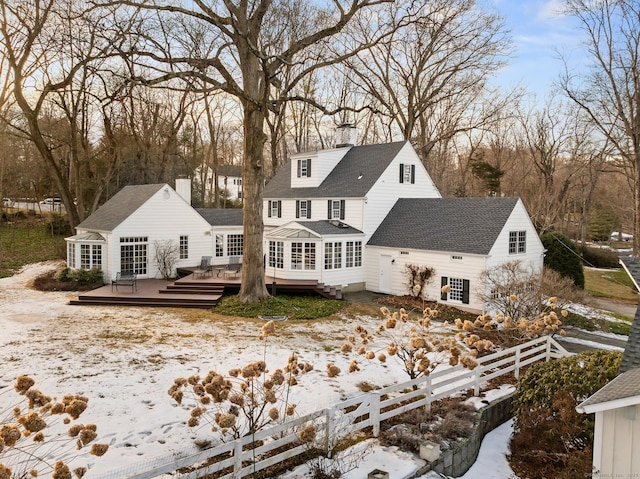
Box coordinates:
[399,164,404,183]
[307,159,311,177]
[340,200,345,220]
[296,200,300,218]
[462,279,470,304]
[297,160,301,177]
[277,201,282,218]
[441,277,448,301]
[307,201,312,219]
[268,201,272,218]
[411,165,415,184]
[327,200,332,219]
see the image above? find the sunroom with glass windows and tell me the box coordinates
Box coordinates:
[65,232,106,275]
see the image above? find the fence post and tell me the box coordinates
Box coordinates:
[371,393,381,437]
[424,375,432,413]
[325,406,336,458]
[232,439,242,479]
[515,346,522,379]
[545,336,552,361]
[474,365,481,396]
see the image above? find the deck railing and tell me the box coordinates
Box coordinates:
[90,335,569,479]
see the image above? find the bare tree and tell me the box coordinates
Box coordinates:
[560,0,640,255]
[341,0,513,172]
[108,0,400,302]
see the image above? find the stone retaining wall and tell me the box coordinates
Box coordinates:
[413,394,514,477]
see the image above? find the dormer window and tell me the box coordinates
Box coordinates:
[297,158,312,178]
[399,164,415,184]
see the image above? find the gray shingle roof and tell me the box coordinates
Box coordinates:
[196,208,243,226]
[618,257,640,374]
[218,164,241,177]
[76,184,165,232]
[367,197,519,255]
[297,220,363,235]
[264,141,407,199]
[577,367,640,411]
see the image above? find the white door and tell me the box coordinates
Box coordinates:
[379,255,392,293]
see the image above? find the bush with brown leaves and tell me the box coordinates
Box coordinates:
[0,376,108,479]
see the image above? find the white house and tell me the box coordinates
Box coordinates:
[575,257,640,476]
[65,179,242,281]
[66,133,544,313]
[198,163,243,203]
[576,368,640,476]
[366,197,544,311]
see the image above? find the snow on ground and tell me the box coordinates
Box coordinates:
[0,262,618,478]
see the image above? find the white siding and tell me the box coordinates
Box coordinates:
[363,142,440,242]
[365,245,488,312]
[290,148,350,188]
[597,406,640,475]
[111,187,213,280]
[487,199,544,272]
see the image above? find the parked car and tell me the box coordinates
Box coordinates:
[40,197,62,205]
[610,231,633,242]
[2,198,12,207]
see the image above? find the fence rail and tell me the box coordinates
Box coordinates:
[91,336,569,479]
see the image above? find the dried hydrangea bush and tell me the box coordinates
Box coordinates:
[338,286,567,381]
[169,320,313,441]
[0,376,108,479]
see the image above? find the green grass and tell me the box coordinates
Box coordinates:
[562,310,632,336]
[216,294,345,320]
[0,217,67,278]
[584,268,637,302]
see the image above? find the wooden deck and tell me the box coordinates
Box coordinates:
[69,270,342,309]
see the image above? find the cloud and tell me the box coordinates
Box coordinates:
[537,0,566,20]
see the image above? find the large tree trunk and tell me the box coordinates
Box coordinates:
[238,100,270,302]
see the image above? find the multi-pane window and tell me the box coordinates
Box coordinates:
[332,201,341,219]
[449,278,464,302]
[399,164,415,184]
[291,242,316,270]
[81,244,91,269]
[120,236,148,274]
[304,243,315,270]
[268,200,282,218]
[509,231,527,254]
[297,158,311,177]
[324,242,342,269]
[268,241,284,269]
[216,234,224,257]
[68,243,76,268]
[91,245,102,270]
[80,244,102,270]
[346,241,362,268]
[292,242,302,270]
[179,235,188,259]
[296,200,311,219]
[227,234,244,256]
[441,276,469,304]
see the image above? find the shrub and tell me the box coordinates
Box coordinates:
[0,376,109,478]
[541,232,585,288]
[579,244,619,269]
[403,263,436,298]
[510,350,621,479]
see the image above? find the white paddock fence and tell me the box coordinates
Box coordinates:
[90,336,569,479]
